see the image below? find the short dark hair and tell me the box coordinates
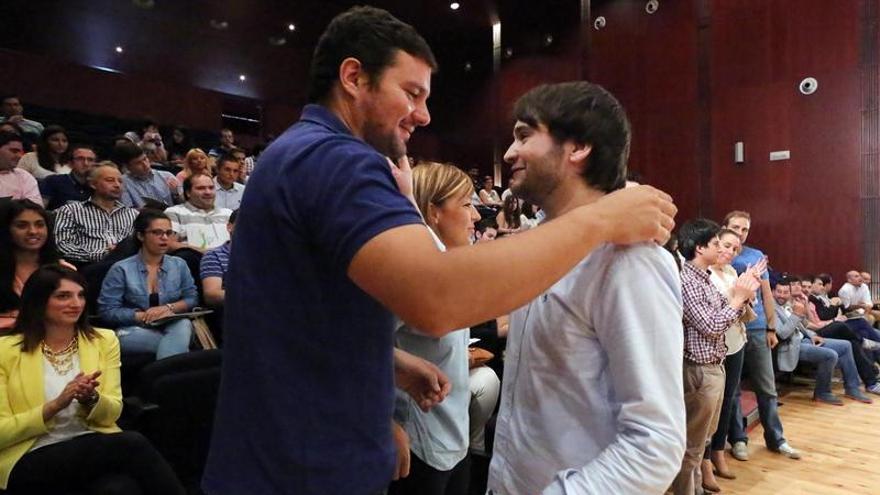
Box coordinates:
[69,143,95,156]
[0,130,24,148]
[513,81,631,193]
[111,140,145,168]
[12,265,99,352]
[133,210,170,249]
[307,6,437,103]
[802,274,815,284]
[786,274,801,283]
[1,94,20,104]
[816,273,833,285]
[183,173,211,199]
[216,154,239,170]
[677,218,721,261]
[773,277,792,290]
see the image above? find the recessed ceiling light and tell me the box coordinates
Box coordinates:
[239,74,247,82]
[288,23,296,31]
[210,19,229,30]
[132,0,155,9]
[450,2,460,10]
[115,46,124,53]
[269,36,287,46]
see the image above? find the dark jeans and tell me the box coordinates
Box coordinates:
[5,431,184,495]
[707,346,745,455]
[387,453,470,495]
[728,329,785,449]
[817,322,879,386]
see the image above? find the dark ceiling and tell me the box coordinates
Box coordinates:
[0,0,510,104]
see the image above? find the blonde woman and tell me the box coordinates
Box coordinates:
[175,148,212,187]
[390,162,500,495]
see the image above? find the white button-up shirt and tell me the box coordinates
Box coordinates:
[488,243,686,495]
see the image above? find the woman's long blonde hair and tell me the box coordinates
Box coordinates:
[182,148,213,177]
[412,161,474,223]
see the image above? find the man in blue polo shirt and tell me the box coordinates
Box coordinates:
[724,210,801,461]
[202,6,678,495]
[39,144,95,209]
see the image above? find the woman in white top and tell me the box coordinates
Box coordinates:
[478,175,503,208]
[16,125,70,179]
[0,265,184,494]
[703,228,765,489]
[389,162,500,495]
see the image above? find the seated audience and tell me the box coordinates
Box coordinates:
[208,128,236,158]
[53,164,138,266]
[165,126,192,162]
[0,95,44,141]
[706,228,759,486]
[175,148,212,190]
[495,194,522,236]
[114,141,178,208]
[16,125,70,180]
[138,120,168,165]
[0,265,185,494]
[39,144,96,210]
[810,274,880,343]
[858,271,880,323]
[838,270,875,325]
[389,162,492,494]
[200,209,237,307]
[98,210,196,359]
[0,131,41,204]
[0,200,72,331]
[774,278,873,404]
[213,155,245,210]
[229,147,253,183]
[165,174,231,252]
[477,175,502,208]
[673,219,758,495]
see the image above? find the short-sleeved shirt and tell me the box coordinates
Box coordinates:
[0,168,41,204]
[39,173,92,210]
[121,169,176,208]
[202,104,424,495]
[199,242,230,281]
[164,203,231,250]
[732,245,769,330]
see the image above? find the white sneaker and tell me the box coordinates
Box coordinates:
[731,441,749,461]
[775,442,801,460]
[862,339,880,351]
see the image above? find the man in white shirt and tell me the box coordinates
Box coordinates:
[165,174,231,252]
[839,270,875,325]
[487,82,686,495]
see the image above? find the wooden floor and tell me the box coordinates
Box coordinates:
[717,382,880,494]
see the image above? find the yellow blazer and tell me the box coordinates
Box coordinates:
[0,328,122,489]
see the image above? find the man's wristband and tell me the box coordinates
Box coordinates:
[166,303,175,313]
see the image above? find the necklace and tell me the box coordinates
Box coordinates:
[41,337,78,376]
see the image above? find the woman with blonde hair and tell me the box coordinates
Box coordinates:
[390,161,500,495]
[175,148,212,187]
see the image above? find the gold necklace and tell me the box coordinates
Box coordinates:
[41,337,78,376]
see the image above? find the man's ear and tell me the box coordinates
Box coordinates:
[567,143,592,173]
[338,58,368,98]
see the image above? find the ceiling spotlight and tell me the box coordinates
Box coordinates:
[542,34,554,47]
[269,36,287,46]
[464,61,472,72]
[288,23,296,31]
[503,47,514,59]
[646,0,659,14]
[132,0,155,9]
[209,19,229,30]
[115,46,124,54]
[593,16,607,30]
[239,74,247,82]
[450,2,460,10]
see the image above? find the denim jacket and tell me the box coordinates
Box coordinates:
[98,253,199,327]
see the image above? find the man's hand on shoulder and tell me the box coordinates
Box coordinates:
[587,185,676,246]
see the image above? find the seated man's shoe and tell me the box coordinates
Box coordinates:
[773,442,801,460]
[862,339,880,351]
[845,390,873,403]
[866,383,880,396]
[730,441,749,461]
[812,393,844,406]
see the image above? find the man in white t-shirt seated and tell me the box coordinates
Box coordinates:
[164,174,232,253]
[838,270,875,325]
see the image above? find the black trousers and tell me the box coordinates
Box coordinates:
[387,452,470,495]
[817,322,879,386]
[5,431,184,495]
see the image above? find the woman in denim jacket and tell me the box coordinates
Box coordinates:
[98,210,197,359]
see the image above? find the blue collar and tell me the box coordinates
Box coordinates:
[299,104,354,136]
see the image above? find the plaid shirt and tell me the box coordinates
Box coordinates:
[681,261,742,364]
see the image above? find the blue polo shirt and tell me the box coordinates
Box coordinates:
[732,245,770,331]
[39,173,91,210]
[202,105,424,495]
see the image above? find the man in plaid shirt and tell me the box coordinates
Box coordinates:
[670,219,759,495]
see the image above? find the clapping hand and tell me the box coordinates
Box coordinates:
[73,371,102,404]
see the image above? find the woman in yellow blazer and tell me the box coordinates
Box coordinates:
[0,265,184,495]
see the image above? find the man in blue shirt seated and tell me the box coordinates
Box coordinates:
[39,144,96,210]
[202,6,678,495]
[200,209,236,307]
[115,141,178,208]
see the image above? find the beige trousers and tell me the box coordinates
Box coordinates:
[670,361,725,495]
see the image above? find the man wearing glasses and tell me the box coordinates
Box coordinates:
[40,144,97,210]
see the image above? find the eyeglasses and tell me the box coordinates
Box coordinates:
[146,229,174,237]
[72,156,96,162]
